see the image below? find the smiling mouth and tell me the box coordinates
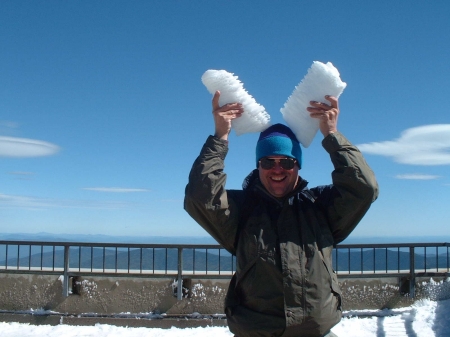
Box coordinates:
[270,176,286,182]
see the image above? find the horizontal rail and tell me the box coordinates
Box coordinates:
[0,240,448,298]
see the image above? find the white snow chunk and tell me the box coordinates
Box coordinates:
[280,61,347,147]
[201,69,271,135]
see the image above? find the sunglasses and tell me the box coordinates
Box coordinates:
[259,157,297,170]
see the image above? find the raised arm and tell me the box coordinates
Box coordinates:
[184,92,244,253]
[212,90,243,141]
[308,96,378,243]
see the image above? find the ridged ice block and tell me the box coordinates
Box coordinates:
[280,61,347,147]
[202,69,271,135]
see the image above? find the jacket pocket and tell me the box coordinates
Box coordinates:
[329,267,342,310]
[225,273,239,315]
[319,249,342,310]
[234,227,258,293]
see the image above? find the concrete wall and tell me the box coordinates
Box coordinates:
[0,273,448,315]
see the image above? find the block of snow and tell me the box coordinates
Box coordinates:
[280,61,347,147]
[201,69,271,135]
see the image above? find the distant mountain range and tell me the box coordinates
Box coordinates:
[0,234,448,273]
[1,232,449,245]
[1,247,447,273]
[0,246,235,272]
[0,232,218,244]
[334,248,449,272]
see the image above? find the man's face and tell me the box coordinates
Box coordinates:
[258,156,299,198]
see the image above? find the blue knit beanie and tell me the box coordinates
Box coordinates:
[255,123,302,168]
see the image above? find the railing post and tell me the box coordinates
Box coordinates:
[177,247,183,301]
[409,246,415,298]
[63,245,70,297]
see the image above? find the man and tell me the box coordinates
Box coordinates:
[184,91,378,337]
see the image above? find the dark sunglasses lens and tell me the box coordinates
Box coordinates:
[280,159,295,170]
[260,158,275,169]
[260,158,296,170]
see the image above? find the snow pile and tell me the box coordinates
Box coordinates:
[422,277,450,301]
[201,70,271,135]
[79,280,98,299]
[0,298,449,336]
[334,298,448,337]
[191,283,207,299]
[0,323,233,337]
[281,61,347,147]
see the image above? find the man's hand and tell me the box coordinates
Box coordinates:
[212,91,243,140]
[307,95,339,137]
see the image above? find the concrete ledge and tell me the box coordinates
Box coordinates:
[1,273,448,318]
[62,317,228,328]
[0,313,61,326]
[0,313,228,329]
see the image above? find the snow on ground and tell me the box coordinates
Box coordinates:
[334,298,449,337]
[0,298,449,337]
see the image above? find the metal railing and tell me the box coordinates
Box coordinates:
[0,241,236,299]
[334,243,450,297]
[0,240,448,299]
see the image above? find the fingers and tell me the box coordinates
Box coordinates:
[307,96,337,109]
[324,95,338,109]
[306,95,339,113]
[211,91,243,140]
[215,108,243,122]
[306,95,339,136]
[211,90,243,117]
[214,103,243,117]
[212,91,221,111]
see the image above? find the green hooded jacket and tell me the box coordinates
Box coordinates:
[184,132,378,337]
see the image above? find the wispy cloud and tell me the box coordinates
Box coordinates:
[395,174,441,180]
[0,136,60,157]
[7,171,35,180]
[0,193,130,210]
[357,124,450,165]
[0,120,19,130]
[0,193,54,209]
[8,171,35,175]
[82,187,150,193]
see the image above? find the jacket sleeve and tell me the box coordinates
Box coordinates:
[184,135,243,254]
[314,132,379,244]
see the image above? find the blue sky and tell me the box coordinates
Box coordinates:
[1,1,449,240]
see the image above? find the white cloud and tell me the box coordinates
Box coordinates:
[0,193,53,209]
[0,136,60,157]
[0,193,129,210]
[82,187,150,193]
[8,171,35,175]
[357,124,450,165]
[7,171,35,180]
[395,174,440,180]
[0,121,19,129]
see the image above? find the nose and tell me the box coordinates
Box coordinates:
[271,161,284,172]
